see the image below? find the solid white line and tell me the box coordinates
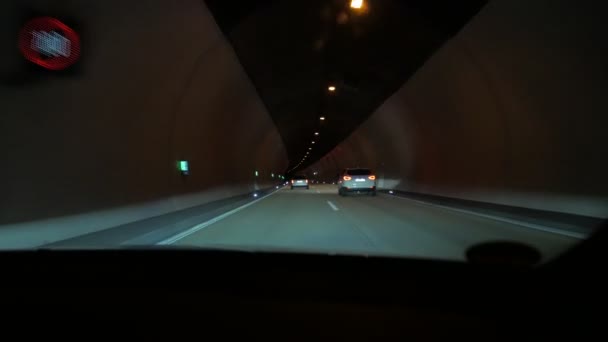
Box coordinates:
[382,193,586,239]
[157,189,281,245]
[327,201,339,211]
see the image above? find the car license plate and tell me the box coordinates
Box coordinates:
[355,178,365,182]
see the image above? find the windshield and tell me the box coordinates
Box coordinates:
[1,0,605,264]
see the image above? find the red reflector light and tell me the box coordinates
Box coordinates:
[368,175,376,180]
[343,176,352,181]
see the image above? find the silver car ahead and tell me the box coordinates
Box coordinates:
[290,175,310,190]
[338,168,376,196]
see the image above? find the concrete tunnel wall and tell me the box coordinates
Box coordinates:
[306,0,608,218]
[0,0,288,247]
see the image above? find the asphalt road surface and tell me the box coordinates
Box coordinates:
[173,185,578,262]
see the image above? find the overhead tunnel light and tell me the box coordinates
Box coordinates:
[351,0,363,9]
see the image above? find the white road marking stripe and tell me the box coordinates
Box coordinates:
[316,190,321,194]
[157,189,281,245]
[327,201,339,211]
[382,193,586,239]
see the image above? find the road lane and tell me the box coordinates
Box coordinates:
[175,185,578,261]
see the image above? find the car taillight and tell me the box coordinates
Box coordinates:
[343,176,352,181]
[291,180,294,184]
[305,179,308,183]
[368,175,376,180]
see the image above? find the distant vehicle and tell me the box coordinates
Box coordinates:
[338,168,376,196]
[290,175,309,190]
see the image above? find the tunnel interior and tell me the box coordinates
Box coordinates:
[0,0,606,251]
[206,0,488,172]
[303,0,608,218]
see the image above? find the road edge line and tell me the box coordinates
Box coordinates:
[381,193,586,239]
[157,188,282,245]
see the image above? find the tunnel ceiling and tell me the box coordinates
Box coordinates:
[205,0,487,174]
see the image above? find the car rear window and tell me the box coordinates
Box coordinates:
[293,175,306,179]
[346,169,372,176]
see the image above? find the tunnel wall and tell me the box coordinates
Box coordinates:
[0,0,288,247]
[307,0,608,218]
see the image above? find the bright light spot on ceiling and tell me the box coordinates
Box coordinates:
[351,0,363,9]
[328,85,336,92]
[314,132,319,136]
[320,116,326,121]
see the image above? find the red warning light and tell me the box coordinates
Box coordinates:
[18,17,81,71]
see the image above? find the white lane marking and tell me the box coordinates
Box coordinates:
[316,190,321,194]
[157,189,282,245]
[327,201,339,211]
[382,194,586,239]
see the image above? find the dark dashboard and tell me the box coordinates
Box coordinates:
[1,226,606,340]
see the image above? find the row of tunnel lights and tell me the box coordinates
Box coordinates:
[287,0,364,174]
[180,3,364,177]
[255,170,287,180]
[287,86,334,174]
[179,161,286,181]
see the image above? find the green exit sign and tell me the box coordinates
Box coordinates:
[178,160,189,175]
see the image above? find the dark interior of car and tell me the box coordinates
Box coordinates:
[3,222,606,339]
